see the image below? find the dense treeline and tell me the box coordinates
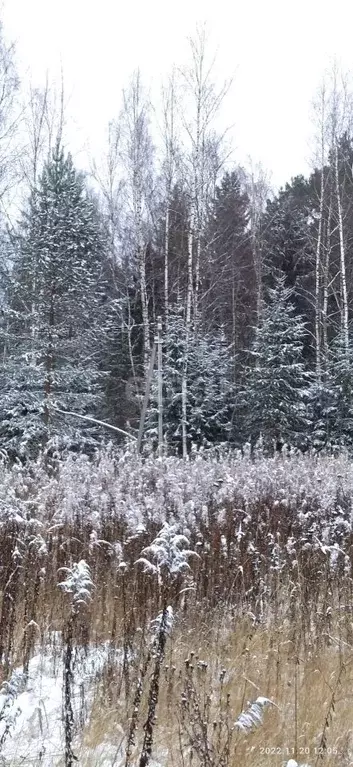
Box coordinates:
[0,26,353,458]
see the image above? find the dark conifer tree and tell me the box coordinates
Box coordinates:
[0,142,107,457]
[241,275,311,453]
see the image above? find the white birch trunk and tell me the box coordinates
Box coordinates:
[139,242,150,366]
[162,70,178,330]
[232,275,237,381]
[334,141,349,354]
[181,209,194,458]
[249,173,262,326]
[164,202,170,329]
[194,234,201,319]
[315,167,324,380]
[124,71,152,369]
[322,198,332,363]
[133,169,150,366]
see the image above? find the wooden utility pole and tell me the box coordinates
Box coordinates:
[157,316,163,457]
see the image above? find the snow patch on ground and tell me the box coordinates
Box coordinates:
[0,643,117,765]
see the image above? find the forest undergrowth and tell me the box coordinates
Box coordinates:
[1,447,353,765]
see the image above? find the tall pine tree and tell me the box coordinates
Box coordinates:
[0,142,107,458]
[241,275,311,453]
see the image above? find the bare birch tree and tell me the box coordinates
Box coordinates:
[311,65,353,366]
[91,119,123,268]
[120,70,154,369]
[311,81,328,379]
[180,26,231,317]
[0,25,20,218]
[178,27,231,455]
[331,71,351,355]
[91,116,144,420]
[322,191,332,361]
[161,69,179,329]
[246,160,271,327]
[19,73,65,192]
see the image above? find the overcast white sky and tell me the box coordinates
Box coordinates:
[2,0,353,188]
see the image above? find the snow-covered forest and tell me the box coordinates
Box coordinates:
[0,25,353,458]
[0,13,353,767]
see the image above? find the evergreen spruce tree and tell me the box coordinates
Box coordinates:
[242,274,311,453]
[308,377,337,452]
[205,170,253,346]
[329,333,353,448]
[310,332,353,452]
[0,142,107,458]
[145,309,234,454]
[261,177,316,359]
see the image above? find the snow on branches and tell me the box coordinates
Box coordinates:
[135,523,199,586]
[58,560,94,612]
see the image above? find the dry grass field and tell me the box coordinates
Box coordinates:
[0,448,352,765]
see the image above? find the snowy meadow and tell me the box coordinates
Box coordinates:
[0,448,352,764]
[0,3,352,763]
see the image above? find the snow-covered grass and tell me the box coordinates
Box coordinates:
[4,444,353,532]
[0,643,114,765]
[0,446,352,764]
[0,617,349,766]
